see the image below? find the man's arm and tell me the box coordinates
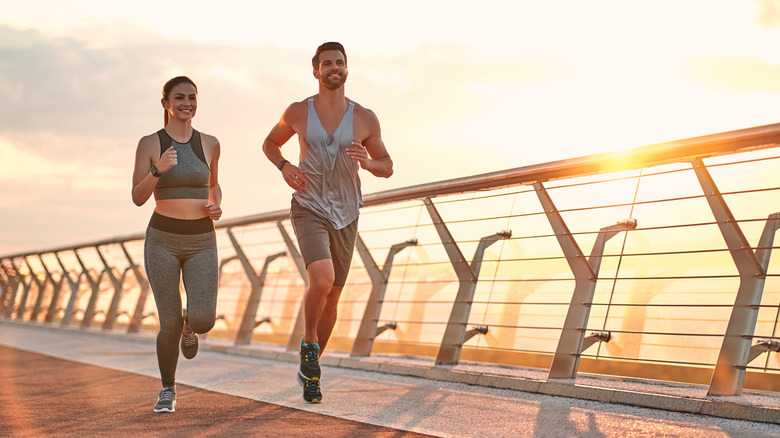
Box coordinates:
[347,107,393,178]
[262,102,308,190]
[262,110,296,168]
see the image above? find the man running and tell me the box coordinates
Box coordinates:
[262,41,393,403]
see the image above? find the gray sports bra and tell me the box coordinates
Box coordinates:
[153,129,210,200]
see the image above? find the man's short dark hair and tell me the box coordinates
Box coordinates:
[312,42,347,69]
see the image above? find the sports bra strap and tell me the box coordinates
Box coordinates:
[156,129,207,165]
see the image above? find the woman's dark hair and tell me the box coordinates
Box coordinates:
[162,76,197,126]
[312,42,347,69]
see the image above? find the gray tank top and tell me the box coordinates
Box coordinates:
[153,129,210,200]
[292,97,362,229]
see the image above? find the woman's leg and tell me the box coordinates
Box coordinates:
[145,227,184,387]
[180,231,218,334]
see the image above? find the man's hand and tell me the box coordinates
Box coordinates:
[346,141,372,171]
[281,163,307,190]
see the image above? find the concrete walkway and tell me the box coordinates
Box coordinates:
[1,320,779,437]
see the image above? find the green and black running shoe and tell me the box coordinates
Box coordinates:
[298,341,322,403]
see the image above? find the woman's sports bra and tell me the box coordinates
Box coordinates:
[153,129,210,200]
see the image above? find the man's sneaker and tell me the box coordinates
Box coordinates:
[153,386,176,413]
[297,372,322,403]
[181,308,198,359]
[299,341,322,403]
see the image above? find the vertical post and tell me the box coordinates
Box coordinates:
[0,263,8,316]
[27,256,49,321]
[228,227,287,345]
[279,222,311,352]
[95,245,128,330]
[1,259,21,318]
[424,198,511,365]
[57,252,83,326]
[14,259,34,320]
[121,242,151,333]
[74,249,105,328]
[40,255,65,323]
[350,235,417,357]
[691,159,775,396]
[537,182,638,379]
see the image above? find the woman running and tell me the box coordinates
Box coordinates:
[131,76,222,413]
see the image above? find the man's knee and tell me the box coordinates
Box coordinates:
[307,259,336,293]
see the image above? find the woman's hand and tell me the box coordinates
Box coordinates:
[155,146,178,173]
[205,203,222,221]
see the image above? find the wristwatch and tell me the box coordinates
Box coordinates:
[150,165,163,177]
[276,159,290,171]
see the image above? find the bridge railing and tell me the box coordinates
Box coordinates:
[3,123,780,396]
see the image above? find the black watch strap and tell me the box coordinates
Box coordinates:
[276,159,290,171]
[150,165,162,177]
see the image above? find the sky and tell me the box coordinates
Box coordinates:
[1,0,780,256]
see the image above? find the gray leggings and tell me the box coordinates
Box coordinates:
[144,224,218,387]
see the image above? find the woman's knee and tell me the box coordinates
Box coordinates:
[158,315,184,338]
[187,312,215,333]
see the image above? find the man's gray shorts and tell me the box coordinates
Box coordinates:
[290,199,358,287]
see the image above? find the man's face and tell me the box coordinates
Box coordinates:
[315,50,348,90]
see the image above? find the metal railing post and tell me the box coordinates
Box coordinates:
[95,245,132,330]
[536,183,637,379]
[350,234,417,357]
[74,249,106,328]
[1,259,21,318]
[40,255,65,323]
[27,256,49,321]
[57,252,84,326]
[14,259,34,320]
[227,227,286,345]
[692,159,778,396]
[0,263,8,316]
[424,198,511,365]
[278,222,311,352]
[120,242,151,333]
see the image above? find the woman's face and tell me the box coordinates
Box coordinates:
[163,82,197,122]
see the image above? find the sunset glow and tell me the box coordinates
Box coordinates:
[1,0,780,254]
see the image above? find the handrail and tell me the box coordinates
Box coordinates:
[3,122,780,260]
[4,122,780,396]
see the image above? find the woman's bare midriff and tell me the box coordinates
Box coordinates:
[155,199,211,220]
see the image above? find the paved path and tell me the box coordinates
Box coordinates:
[1,321,779,437]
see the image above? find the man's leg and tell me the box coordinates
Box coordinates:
[303,259,335,345]
[314,214,357,353]
[298,258,333,404]
[316,285,344,353]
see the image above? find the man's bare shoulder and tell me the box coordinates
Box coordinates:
[352,101,380,126]
[282,99,309,124]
